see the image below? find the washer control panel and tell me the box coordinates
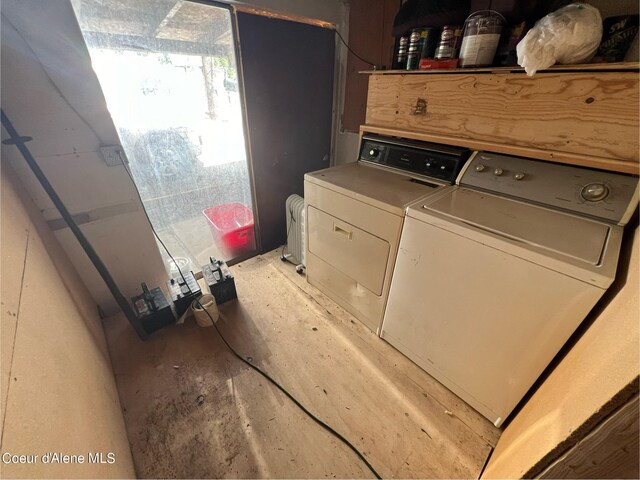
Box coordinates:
[461,152,639,225]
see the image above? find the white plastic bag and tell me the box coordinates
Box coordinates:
[517,3,603,76]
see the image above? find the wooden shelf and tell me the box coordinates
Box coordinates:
[364,68,639,174]
[361,62,640,75]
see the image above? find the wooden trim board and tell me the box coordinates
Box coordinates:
[361,62,640,75]
[45,200,139,231]
[536,394,639,479]
[234,4,334,29]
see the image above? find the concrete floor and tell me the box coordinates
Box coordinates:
[104,250,500,478]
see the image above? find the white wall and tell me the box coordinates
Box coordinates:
[329,3,362,166]
[1,0,168,315]
[334,131,360,165]
[1,0,351,314]
[1,159,136,479]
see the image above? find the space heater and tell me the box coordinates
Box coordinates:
[283,194,305,273]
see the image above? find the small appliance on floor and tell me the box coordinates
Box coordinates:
[281,194,305,274]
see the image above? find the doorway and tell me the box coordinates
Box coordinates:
[72,0,256,274]
[237,12,335,252]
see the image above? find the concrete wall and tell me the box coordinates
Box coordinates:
[0,161,135,478]
[482,227,640,478]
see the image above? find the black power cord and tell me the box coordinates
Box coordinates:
[119,152,382,479]
[280,203,295,263]
[0,110,148,339]
[334,28,380,69]
[193,297,381,479]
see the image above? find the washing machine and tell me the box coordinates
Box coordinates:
[381,151,639,427]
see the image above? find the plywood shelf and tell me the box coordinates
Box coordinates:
[361,62,640,75]
[364,68,640,174]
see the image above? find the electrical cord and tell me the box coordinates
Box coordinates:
[119,152,382,479]
[280,203,295,263]
[119,152,185,275]
[334,28,380,69]
[194,297,381,479]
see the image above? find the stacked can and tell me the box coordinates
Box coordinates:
[395,35,409,69]
[434,25,463,60]
[406,28,437,70]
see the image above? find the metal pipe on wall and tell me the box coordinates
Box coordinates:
[1,109,148,340]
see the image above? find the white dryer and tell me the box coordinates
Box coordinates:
[381,151,639,427]
[304,134,471,334]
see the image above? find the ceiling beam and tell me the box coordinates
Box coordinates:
[152,0,184,37]
[83,30,229,57]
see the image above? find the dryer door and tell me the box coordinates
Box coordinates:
[307,206,390,296]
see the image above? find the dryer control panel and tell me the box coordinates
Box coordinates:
[359,134,470,184]
[460,151,639,225]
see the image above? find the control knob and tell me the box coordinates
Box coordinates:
[514,172,525,180]
[494,168,503,176]
[368,147,380,158]
[581,183,609,202]
[475,164,486,172]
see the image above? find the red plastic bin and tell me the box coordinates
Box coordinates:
[203,203,256,259]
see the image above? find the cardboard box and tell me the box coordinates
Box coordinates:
[419,58,460,70]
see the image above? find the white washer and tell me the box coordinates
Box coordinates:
[381,151,639,427]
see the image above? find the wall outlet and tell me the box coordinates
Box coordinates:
[99,145,125,166]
